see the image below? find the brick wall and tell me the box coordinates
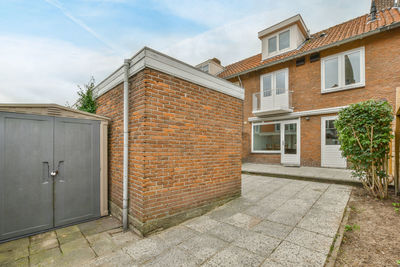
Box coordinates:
[97,68,242,234]
[231,27,400,166]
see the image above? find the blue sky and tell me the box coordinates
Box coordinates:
[0,0,369,105]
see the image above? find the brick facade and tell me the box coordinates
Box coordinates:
[97,68,242,234]
[231,27,400,167]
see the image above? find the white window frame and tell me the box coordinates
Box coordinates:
[267,28,292,57]
[260,68,289,98]
[251,121,282,154]
[321,47,365,94]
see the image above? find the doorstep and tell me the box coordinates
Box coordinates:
[242,163,360,186]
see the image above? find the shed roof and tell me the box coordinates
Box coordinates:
[0,103,109,121]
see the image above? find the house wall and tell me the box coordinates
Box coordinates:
[97,68,242,235]
[231,27,400,167]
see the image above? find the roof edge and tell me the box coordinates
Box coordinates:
[94,47,244,100]
[258,14,309,39]
[225,20,400,79]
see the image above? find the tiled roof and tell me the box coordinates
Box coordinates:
[218,8,400,79]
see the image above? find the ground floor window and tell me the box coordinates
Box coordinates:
[252,123,280,152]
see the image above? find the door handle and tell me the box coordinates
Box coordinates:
[50,170,58,177]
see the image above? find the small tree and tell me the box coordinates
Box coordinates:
[335,100,394,199]
[76,77,97,113]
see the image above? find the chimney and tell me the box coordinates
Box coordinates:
[372,0,395,10]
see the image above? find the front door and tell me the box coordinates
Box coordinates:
[281,120,300,166]
[321,116,346,168]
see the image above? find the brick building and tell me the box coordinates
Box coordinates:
[94,47,243,235]
[198,1,400,170]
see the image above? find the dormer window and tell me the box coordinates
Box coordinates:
[258,14,310,60]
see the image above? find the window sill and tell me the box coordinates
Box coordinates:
[321,83,365,94]
[251,151,281,154]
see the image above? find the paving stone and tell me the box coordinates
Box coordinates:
[252,220,294,240]
[60,238,90,254]
[232,231,281,257]
[155,226,197,246]
[203,245,264,267]
[86,232,119,256]
[87,250,136,267]
[184,216,222,233]
[243,204,276,219]
[207,222,249,243]
[297,207,343,237]
[29,247,62,267]
[267,209,305,227]
[0,238,29,265]
[224,213,261,229]
[108,229,141,247]
[285,228,333,255]
[270,241,327,267]
[56,225,80,236]
[178,234,228,263]
[56,226,84,245]
[123,236,168,264]
[143,247,200,267]
[78,216,121,237]
[261,258,286,267]
[208,198,253,221]
[30,232,56,244]
[30,238,59,255]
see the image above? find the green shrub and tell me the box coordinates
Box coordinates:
[335,100,394,199]
[76,77,97,113]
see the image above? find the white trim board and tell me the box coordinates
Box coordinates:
[248,106,348,122]
[94,47,244,100]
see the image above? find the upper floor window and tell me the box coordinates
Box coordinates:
[261,69,288,97]
[267,29,291,55]
[199,64,209,73]
[321,47,365,93]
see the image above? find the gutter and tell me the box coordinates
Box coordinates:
[224,21,400,80]
[122,59,130,231]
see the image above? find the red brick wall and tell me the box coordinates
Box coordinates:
[97,68,242,228]
[230,28,400,166]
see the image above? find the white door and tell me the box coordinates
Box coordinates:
[260,74,273,111]
[281,119,300,166]
[321,116,346,168]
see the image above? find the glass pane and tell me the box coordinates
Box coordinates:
[279,30,290,50]
[344,51,361,85]
[268,36,277,53]
[284,123,297,154]
[324,57,339,89]
[325,120,340,145]
[276,71,286,95]
[263,75,272,97]
[253,124,281,151]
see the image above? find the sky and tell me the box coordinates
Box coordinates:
[0,0,370,105]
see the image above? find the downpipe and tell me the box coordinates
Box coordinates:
[123,59,130,231]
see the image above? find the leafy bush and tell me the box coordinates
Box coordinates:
[335,100,394,199]
[76,77,97,113]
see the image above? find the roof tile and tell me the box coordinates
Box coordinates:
[218,8,400,78]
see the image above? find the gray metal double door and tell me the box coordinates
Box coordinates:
[0,112,100,241]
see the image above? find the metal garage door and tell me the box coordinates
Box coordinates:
[0,112,100,241]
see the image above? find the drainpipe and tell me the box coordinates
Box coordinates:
[122,59,130,231]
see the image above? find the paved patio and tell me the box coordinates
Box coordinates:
[242,162,359,185]
[0,174,351,267]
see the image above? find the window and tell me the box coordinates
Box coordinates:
[279,30,290,50]
[267,29,291,56]
[268,36,277,53]
[200,64,209,73]
[253,123,281,152]
[261,69,288,97]
[321,47,365,93]
[325,120,340,145]
[262,75,272,97]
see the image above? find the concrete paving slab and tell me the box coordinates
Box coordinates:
[143,247,200,267]
[78,216,121,237]
[203,245,264,267]
[178,234,228,263]
[286,227,333,256]
[223,213,261,229]
[184,216,222,233]
[87,250,136,267]
[232,231,281,257]
[269,241,327,267]
[252,220,294,240]
[207,222,249,243]
[297,207,344,237]
[29,247,62,267]
[29,238,59,255]
[123,236,168,264]
[156,225,197,247]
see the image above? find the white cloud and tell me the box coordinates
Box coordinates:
[0,35,122,105]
